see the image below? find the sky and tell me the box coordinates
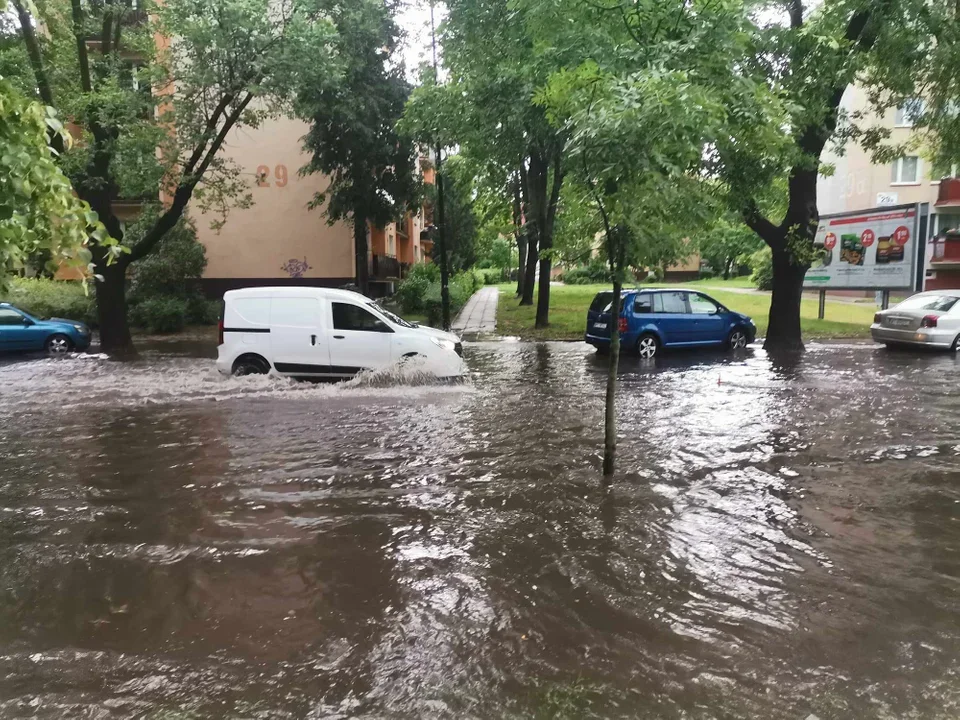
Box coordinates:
[396,0,445,81]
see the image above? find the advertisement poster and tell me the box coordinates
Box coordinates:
[804,205,919,289]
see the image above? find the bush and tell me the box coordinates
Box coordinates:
[749,247,773,290]
[394,263,484,326]
[186,296,220,325]
[698,267,716,280]
[129,296,189,333]
[476,267,505,284]
[562,260,610,285]
[0,278,97,325]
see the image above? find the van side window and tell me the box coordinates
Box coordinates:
[656,292,687,314]
[332,303,391,332]
[634,294,653,313]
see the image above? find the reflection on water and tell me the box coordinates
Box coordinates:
[1,341,960,717]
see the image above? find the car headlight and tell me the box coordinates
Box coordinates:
[429,336,457,352]
[72,324,86,333]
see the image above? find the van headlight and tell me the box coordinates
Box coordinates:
[429,336,457,352]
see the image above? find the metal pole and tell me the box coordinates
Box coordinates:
[882,290,890,310]
[430,0,451,331]
[818,289,826,319]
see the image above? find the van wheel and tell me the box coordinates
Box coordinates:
[727,328,749,350]
[45,334,73,356]
[232,355,270,376]
[636,333,659,359]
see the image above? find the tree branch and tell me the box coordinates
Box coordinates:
[545,154,564,240]
[128,93,254,263]
[742,200,782,249]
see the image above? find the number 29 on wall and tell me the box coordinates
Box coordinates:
[256,164,288,187]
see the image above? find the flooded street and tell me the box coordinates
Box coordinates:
[1,339,960,718]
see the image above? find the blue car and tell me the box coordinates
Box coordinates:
[0,302,91,355]
[585,289,755,358]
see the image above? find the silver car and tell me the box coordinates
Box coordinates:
[871,290,960,350]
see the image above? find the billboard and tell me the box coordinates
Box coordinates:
[804,203,927,290]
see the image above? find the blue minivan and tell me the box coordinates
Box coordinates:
[585,289,755,358]
[0,302,91,355]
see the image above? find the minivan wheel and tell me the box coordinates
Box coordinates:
[45,333,73,356]
[232,356,269,376]
[636,333,659,359]
[728,328,749,351]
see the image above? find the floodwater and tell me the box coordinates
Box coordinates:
[1,338,960,719]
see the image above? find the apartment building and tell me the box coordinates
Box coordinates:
[818,86,960,290]
[193,117,432,298]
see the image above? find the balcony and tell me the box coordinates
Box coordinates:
[935,178,960,208]
[372,254,409,281]
[930,231,960,269]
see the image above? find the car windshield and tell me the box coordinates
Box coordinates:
[895,294,959,313]
[368,302,415,328]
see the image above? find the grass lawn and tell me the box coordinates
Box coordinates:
[495,282,876,341]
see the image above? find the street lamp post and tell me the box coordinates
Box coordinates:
[429,0,451,331]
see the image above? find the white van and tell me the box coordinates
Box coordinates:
[216,287,465,379]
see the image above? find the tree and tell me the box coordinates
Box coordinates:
[403,0,567,327]
[0,76,117,286]
[297,0,417,296]
[442,157,480,272]
[530,0,733,476]
[707,0,911,351]
[696,218,763,279]
[8,0,335,352]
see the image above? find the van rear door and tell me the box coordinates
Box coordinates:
[586,291,615,337]
[270,296,330,374]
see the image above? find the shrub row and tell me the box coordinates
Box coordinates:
[393,263,486,326]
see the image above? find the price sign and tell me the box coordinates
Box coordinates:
[860,229,875,247]
[824,232,837,250]
[893,225,910,246]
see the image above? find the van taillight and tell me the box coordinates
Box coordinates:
[218,320,224,345]
[618,317,628,333]
[921,315,938,328]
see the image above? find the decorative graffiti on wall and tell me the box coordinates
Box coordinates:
[281,257,312,278]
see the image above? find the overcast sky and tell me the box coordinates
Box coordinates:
[396,0,445,80]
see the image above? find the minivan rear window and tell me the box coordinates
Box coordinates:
[590,292,614,313]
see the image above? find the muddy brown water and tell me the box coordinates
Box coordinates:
[1,340,959,718]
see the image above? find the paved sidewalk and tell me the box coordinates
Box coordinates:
[453,286,499,338]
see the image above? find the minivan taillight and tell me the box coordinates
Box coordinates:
[618,317,628,333]
[921,315,938,328]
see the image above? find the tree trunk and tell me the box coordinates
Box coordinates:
[764,246,808,352]
[536,253,551,328]
[354,215,369,296]
[722,260,731,280]
[516,231,527,299]
[603,273,622,478]
[520,233,537,305]
[95,261,134,355]
[535,155,563,329]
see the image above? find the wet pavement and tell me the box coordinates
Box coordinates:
[1,339,959,718]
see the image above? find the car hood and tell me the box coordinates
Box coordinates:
[43,317,87,330]
[413,324,461,343]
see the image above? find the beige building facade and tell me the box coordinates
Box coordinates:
[818,86,960,234]
[193,116,429,297]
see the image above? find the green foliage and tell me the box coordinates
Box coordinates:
[749,247,773,291]
[562,260,610,285]
[0,77,116,287]
[128,217,206,300]
[297,0,417,237]
[479,236,514,270]
[475,267,506,284]
[129,296,189,333]
[0,277,96,325]
[696,217,764,279]
[393,262,483,326]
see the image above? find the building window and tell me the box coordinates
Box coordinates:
[891,156,920,185]
[894,99,924,127]
[388,234,394,255]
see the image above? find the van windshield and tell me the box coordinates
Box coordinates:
[368,302,415,328]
